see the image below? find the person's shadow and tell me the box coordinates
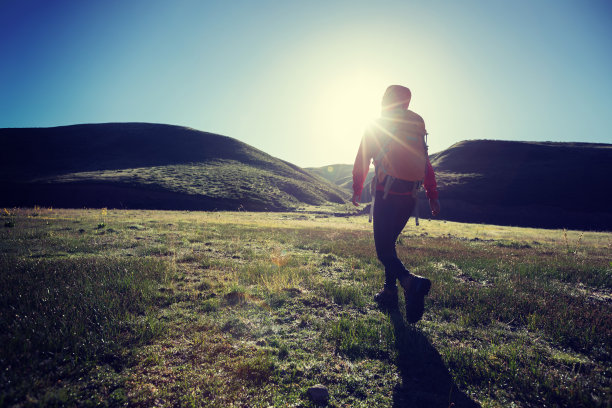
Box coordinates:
[388,310,481,408]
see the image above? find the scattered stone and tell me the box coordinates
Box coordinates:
[307,384,329,405]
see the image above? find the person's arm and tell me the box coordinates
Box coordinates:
[351,134,372,206]
[424,158,440,216]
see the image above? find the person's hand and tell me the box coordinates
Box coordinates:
[352,193,360,207]
[429,199,440,216]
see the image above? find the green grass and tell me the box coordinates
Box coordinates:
[50,160,346,209]
[0,253,171,405]
[326,314,395,360]
[0,207,610,407]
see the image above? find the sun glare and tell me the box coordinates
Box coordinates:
[312,74,386,162]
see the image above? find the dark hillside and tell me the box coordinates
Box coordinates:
[0,123,347,210]
[1,123,311,180]
[429,140,612,230]
[430,140,611,210]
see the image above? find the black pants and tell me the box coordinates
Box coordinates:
[373,190,416,290]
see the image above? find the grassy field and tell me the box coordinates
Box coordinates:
[1,207,610,407]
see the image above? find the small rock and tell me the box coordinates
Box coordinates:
[307,384,329,405]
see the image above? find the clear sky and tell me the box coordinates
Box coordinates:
[1,0,611,167]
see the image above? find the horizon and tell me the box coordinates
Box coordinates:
[1,0,611,167]
[2,121,611,169]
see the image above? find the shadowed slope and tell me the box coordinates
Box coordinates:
[429,140,612,230]
[430,140,611,210]
[0,123,347,210]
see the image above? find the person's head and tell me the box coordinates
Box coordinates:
[381,85,411,111]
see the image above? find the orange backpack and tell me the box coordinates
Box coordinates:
[368,112,428,224]
[372,112,428,196]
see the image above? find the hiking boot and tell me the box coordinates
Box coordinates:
[401,274,431,323]
[374,287,399,310]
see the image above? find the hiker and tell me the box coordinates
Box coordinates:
[351,85,440,323]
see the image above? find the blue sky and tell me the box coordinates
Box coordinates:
[1,0,611,167]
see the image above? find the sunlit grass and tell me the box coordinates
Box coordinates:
[0,207,610,407]
[0,254,171,405]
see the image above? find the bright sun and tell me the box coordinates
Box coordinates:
[312,74,386,160]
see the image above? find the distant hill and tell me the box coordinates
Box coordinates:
[0,123,347,211]
[309,140,612,231]
[306,164,375,202]
[430,140,612,230]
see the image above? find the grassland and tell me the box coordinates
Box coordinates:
[1,207,610,407]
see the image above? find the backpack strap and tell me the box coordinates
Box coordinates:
[372,130,396,200]
[382,175,394,199]
[369,177,375,223]
[413,131,429,226]
[373,134,393,179]
[413,193,420,226]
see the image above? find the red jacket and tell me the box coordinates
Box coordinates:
[352,109,439,200]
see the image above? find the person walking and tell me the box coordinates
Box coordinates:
[351,85,440,323]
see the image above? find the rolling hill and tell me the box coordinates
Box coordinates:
[0,123,347,211]
[309,140,612,231]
